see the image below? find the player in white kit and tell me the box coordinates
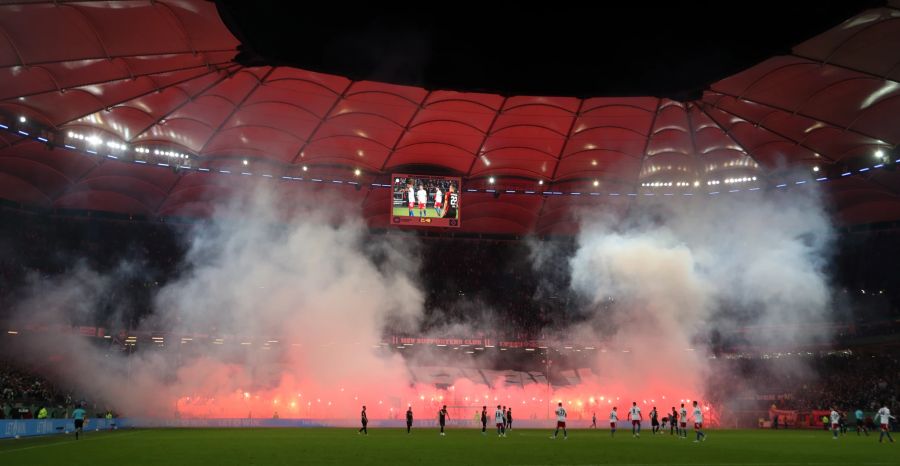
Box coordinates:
[830,407,841,440]
[629,402,642,437]
[876,404,895,443]
[609,407,619,438]
[407,183,416,216]
[495,405,506,437]
[692,400,706,442]
[679,403,688,439]
[550,402,567,440]
[433,187,443,217]
[416,184,427,217]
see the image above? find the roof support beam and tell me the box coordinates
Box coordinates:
[465,97,508,177]
[709,89,891,145]
[627,98,662,194]
[197,67,276,154]
[288,80,353,166]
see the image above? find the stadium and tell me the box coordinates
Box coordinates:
[0,1,899,464]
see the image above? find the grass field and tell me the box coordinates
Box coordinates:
[1,428,897,465]
[392,206,449,219]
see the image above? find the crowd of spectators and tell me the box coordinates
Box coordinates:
[415,237,580,340]
[1,206,897,341]
[0,207,183,329]
[0,207,588,340]
[1,351,895,423]
[0,362,109,420]
[0,207,898,424]
[785,354,900,412]
[707,353,900,418]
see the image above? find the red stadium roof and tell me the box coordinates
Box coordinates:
[0,1,898,235]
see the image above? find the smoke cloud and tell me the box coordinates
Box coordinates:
[2,180,835,425]
[554,185,834,417]
[5,187,426,419]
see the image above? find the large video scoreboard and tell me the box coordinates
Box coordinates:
[390,174,460,228]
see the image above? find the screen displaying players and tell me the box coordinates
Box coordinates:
[391,174,460,228]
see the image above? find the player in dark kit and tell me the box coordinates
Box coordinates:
[481,406,488,435]
[651,406,660,434]
[506,408,513,431]
[438,405,449,436]
[441,184,458,219]
[358,406,368,435]
[670,407,678,435]
[406,406,413,434]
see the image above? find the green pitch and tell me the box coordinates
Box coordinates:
[392,206,447,219]
[1,428,897,465]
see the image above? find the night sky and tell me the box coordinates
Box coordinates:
[215,1,879,99]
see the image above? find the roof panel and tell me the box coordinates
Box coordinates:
[0,0,895,233]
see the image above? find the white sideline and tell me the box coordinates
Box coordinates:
[0,430,140,454]
[525,464,896,466]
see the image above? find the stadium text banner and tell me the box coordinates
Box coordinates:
[1,418,121,439]
[391,174,460,228]
[392,336,489,346]
[390,336,552,349]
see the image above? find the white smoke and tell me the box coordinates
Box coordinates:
[6,186,426,418]
[3,180,836,422]
[562,186,835,401]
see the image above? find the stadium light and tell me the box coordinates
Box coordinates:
[875,149,885,159]
[242,159,248,166]
[813,166,820,172]
[538,180,543,185]
[593,180,599,187]
[354,168,361,176]
[302,166,308,172]
[18,116,25,123]
[488,177,495,184]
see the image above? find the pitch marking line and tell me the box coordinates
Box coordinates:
[0,430,141,453]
